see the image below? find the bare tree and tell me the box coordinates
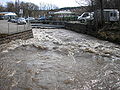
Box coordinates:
[75,0,91,6]
[20,2,39,17]
[0,5,5,12]
[6,2,15,12]
[75,0,95,12]
[39,2,58,10]
[99,0,104,27]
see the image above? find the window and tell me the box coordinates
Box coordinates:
[113,12,117,17]
[82,13,89,17]
[110,13,113,16]
[110,12,116,17]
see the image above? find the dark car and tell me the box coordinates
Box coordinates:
[37,16,46,21]
[12,18,19,23]
[0,16,4,20]
[26,17,35,22]
[8,17,19,23]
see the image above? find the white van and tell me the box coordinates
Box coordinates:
[78,9,119,23]
[77,12,94,23]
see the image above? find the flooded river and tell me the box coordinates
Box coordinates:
[0,29,120,90]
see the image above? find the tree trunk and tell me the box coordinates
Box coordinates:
[100,0,104,28]
[118,0,120,27]
[100,0,104,26]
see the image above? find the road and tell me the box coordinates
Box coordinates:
[0,29,120,90]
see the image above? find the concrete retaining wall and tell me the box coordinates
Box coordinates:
[0,30,33,44]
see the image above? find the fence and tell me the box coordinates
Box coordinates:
[0,20,31,34]
[0,20,33,44]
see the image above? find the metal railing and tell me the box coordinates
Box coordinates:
[0,20,31,35]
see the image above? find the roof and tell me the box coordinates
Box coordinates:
[5,13,17,16]
[103,9,119,12]
[54,10,74,14]
[0,12,17,16]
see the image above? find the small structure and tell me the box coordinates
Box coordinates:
[0,12,17,20]
[54,10,74,17]
[103,9,119,22]
[95,9,119,22]
[50,10,76,21]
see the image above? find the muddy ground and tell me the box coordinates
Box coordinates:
[0,29,120,90]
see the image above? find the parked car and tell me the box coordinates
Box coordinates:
[37,16,46,21]
[26,17,35,22]
[0,16,4,20]
[8,18,18,23]
[17,18,26,24]
[8,18,14,22]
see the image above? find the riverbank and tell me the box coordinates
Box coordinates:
[98,23,120,44]
[65,22,120,44]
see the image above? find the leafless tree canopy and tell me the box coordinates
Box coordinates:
[39,2,58,10]
[0,1,58,17]
[75,0,92,6]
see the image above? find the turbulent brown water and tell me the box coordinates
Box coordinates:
[0,29,120,90]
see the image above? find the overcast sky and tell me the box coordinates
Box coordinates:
[0,0,83,8]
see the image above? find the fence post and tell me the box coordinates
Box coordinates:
[8,22,9,34]
[24,24,25,31]
[17,24,18,33]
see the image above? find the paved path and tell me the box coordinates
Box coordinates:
[0,20,30,34]
[0,20,64,34]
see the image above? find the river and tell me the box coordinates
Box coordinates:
[0,29,120,90]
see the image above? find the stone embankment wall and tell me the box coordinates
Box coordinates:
[65,22,97,36]
[0,30,33,44]
[65,22,120,44]
[31,21,66,25]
